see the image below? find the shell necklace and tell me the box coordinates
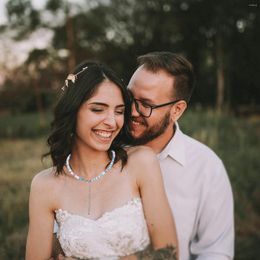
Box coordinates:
[65,150,116,214]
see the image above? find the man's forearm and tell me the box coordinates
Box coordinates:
[52,234,177,260]
[134,245,177,260]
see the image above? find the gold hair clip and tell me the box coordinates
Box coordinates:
[62,66,88,91]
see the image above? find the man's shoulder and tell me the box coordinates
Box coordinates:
[178,132,230,184]
[181,131,222,163]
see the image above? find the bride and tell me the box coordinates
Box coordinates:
[25,61,178,260]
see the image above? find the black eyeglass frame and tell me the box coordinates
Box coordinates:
[133,98,183,118]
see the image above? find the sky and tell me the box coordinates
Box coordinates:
[0,0,91,24]
[0,0,92,72]
[0,0,8,25]
[0,0,52,70]
[0,0,47,24]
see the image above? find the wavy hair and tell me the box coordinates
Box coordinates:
[44,61,132,174]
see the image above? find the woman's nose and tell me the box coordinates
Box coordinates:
[103,113,117,127]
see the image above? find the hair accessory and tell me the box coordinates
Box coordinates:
[62,66,88,91]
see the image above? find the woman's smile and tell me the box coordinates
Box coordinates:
[93,129,115,141]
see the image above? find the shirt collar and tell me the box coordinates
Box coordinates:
[157,122,186,166]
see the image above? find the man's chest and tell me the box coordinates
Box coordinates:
[159,159,204,259]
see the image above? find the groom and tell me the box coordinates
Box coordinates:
[53,52,234,259]
[127,51,234,259]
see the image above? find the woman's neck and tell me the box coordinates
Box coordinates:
[70,144,110,179]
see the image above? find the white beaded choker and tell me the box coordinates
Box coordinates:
[65,150,116,183]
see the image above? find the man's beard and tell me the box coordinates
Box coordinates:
[130,111,171,146]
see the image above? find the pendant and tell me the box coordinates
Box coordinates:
[88,184,91,215]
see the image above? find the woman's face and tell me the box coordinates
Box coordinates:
[75,80,125,152]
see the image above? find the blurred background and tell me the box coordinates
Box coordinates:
[0,0,259,259]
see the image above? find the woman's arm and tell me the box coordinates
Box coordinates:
[130,147,178,258]
[26,172,55,260]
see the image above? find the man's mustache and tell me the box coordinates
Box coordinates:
[130,116,148,127]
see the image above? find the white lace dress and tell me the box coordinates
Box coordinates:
[55,197,150,259]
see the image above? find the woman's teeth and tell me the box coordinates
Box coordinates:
[94,130,113,138]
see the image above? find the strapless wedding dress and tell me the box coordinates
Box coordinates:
[55,197,150,259]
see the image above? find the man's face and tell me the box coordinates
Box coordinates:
[128,66,175,146]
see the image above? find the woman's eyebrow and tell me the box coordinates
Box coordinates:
[88,102,125,108]
[88,102,108,106]
[115,104,125,108]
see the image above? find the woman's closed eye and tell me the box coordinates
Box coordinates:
[90,108,104,113]
[90,107,125,115]
[115,109,125,115]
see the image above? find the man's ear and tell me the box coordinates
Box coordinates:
[170,100,187,122]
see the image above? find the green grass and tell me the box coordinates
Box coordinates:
[0,109,259,259]
[0,111,52,138]
[0,138,51,259]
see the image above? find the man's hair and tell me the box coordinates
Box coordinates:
[137,51,195,102]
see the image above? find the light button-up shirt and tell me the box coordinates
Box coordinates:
[157,123,234,260]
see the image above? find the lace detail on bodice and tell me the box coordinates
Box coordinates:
[55,198,150,259]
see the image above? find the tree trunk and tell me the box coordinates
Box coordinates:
[65,1,76,72]
[33,80,45,127]
[216,34,225,114]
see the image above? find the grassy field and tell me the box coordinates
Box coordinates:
[0,138,52,259]
[0,109,259,259]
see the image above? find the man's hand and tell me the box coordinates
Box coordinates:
[49,254,77,260]
[120,255,137,260]
[135,245,177,260]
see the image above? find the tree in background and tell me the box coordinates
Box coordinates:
[173,0,259,112]
[1,0,259,113]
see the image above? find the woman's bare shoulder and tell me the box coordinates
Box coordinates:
[126,146,159,177]
[127,145,157,162]
[31,167,58,191]
[125,146,161,185]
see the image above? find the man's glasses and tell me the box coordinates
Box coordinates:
[133,98,182,118]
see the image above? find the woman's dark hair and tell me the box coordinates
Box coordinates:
[44,61,132,174]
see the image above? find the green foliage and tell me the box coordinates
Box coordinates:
[5,0,40,38]
[0,112,53,138]
[46,0,64,12]
[0,110,259,259]
[0,86,56,114]
[2,0,260,109]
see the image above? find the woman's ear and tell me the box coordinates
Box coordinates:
[170,100,187,122]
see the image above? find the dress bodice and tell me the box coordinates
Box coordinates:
[55,197,150,259]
